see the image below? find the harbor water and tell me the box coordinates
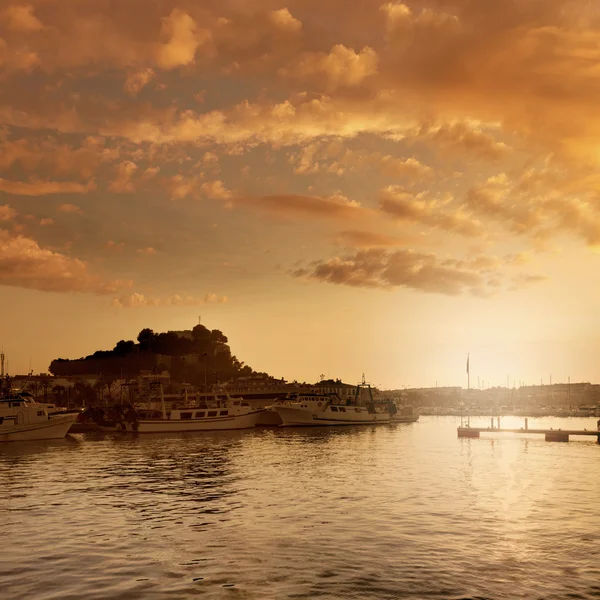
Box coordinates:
[2,416,600,599]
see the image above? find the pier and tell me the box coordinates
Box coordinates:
[458,418,600,442]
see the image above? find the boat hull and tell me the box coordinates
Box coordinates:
[257,408,283,426]
[393,415,420,423]
[134,410,263,433]
[275,406,391,427]
[0,413,79,442]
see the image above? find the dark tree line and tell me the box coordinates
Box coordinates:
[49,324,263,385]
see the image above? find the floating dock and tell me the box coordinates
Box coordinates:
[458,423,600,442]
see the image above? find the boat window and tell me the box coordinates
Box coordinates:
[37,411,44,417]
[207,410,217,417]
[339,407,346,412]
[10,402,20,408]
[181,412,193,419]
[195,412,205,418]
[330,406,338,412]
[220,410,228,416]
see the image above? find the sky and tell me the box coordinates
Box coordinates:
[2,0,600,389]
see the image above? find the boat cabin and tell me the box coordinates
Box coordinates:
[0,396,49,428]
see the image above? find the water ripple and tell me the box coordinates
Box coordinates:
[2,417,600,598]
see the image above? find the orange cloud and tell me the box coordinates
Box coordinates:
[136,247,157,256]
[238,193,365,220]
[2,4,44,33]
[108,161,138,193]
[0,204,16,221]
[0,230,131,294]
[289,143,432,181]
[379,186,482,237]
[201,180,232,200]
[156,9,206,69]
[293,248,497,296]
[0,178,95,196]
[112,291,228,308]
[0,136,118,179]
[57,203,83,214]
[280,45,378,90]
[123,68,156,96]
[425,122,509,161]
[105,240,125,252]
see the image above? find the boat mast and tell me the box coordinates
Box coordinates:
[466,353,470,427]
[160,383,167,419]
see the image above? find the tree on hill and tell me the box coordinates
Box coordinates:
[48,323,264,384]
[137,328,155,352]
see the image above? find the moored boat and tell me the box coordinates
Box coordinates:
[127,386,264,433]
[0,395,80,442]
[273,378,396,427]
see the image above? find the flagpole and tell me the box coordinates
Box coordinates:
[467,353,470,427]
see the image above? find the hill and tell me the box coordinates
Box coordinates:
[48,323,265,386]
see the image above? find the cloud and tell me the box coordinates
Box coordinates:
[201,179,232,200]
[379,155,432,179]
[105,240,125,252]
[136,246,157,256]
[425,122,509,160]
[123,68,156,96]
[238,192,364,220]
[112,291,228,308]
[293,247,498,296]
[0,204,16,221]
[280,44,378,90]
[167,173,203,200]
[267,8,302,33]
[108,161,138,193]
[2,4,44,32]
[0,136,118,179]
[156,9,205,69]
[379,186,482,237]
[0,230,131,294]
[57,203,83,214]
[3,0,600,284]
[288,143,432,180]
[460,166,600,246]
[0,178,95,196]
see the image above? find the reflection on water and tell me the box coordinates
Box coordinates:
[2,417,600,599]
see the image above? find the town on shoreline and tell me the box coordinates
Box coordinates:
[2,323,599,417]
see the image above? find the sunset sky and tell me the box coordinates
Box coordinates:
[2,0,600,388]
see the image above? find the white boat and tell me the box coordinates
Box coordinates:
[127,386,264,433]
[273,379,396,427]
[0,396,80,442]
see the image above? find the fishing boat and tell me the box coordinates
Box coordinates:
[273,377,396,427]
[0,395,80,442]
[125,385,264,433]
